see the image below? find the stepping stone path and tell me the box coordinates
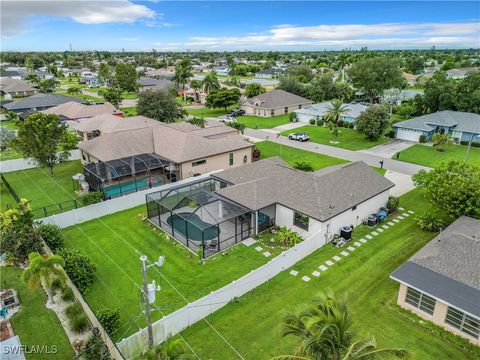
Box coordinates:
[333,255,341,261]
[319,265,328,271]
[255,246,263,251]
[242,238,257,247]
[341,251,349,256]
[398,216,405,220]
[354,241,362,247]
[393,219,400,223]
[301,276,311,282]
[377,228,384,233]
[365,235,373,239]
[263,251,271,257]
[382,225,389,229]
[403,213,410,217]
[326,260,334,266]
[289,270,298,276]
[399,207,405,211]
[347,246,355,251]
[387,222,394,226]
[371,231,379,236]
[408,210,414,214]
[359,238,367,243]
[312,271,320,277]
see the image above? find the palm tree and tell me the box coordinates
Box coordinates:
[173,59,193,102]
[273,291,408,360]
[67,87,82,96]
[139,338,194,360]
[325,100,349,144]
[337,53,350,83]
[201,71,220,94]
[21,252,66,304]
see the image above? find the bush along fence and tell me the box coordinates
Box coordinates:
[116,229,326,359]
[1,172,19,203]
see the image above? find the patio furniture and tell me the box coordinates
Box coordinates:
[209,239,218,249]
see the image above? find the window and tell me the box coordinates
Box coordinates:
[405,287,436,315]
[192,160,206,167]
[229,153,234,166]
[351,205,357,211]
[293,211,309,231]
[298,104,302,109]
[445,307,480,338]
[270,109,275,116]
[284,106,288,114]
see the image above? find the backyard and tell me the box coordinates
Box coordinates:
[2,267,75,360]
[187,106,234,118]
[396,143,480,167]
[236,114,291,129]
[176,189,475,359]
[62,206,274,339]
[280,125,391,150]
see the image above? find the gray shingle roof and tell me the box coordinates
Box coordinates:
[2,93,82,111]
[393,111,480,134]
[138,76,174,89]
[213,158,394,222]
[0,70,21,77]
[244,89,312,109]
[391,216,480,317]
[296,102,368,119]
[0,78,36,93]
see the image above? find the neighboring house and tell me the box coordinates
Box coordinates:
[295,102,368,123]
[41,101,122,122]
[0,78,38,97]
[254,67,284,78]
[390,216,480,345]
[240,78,279,89]
[402,72,420,86]
[79,71,99,86]
[240,89,313,117]
[77,120,253,196]
[0,70,22,80]
[393,111,480,143]
[399,89,424,103]
[146,66,176,79]
[34,70,55,80]
[137,76,175,92]
[145,157,393,257]
[446,67,479,80]
[2,93,83,113]
[214,67,229,76]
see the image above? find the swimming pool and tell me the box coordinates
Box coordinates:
[166,212,219,242]
[103,177,163,198]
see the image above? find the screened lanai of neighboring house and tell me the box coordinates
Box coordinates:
[146,177,254,258]
[83,153,180,198]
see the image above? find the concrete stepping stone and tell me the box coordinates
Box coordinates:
[255,246,263,251]
[340,251,349,256]
[382,225,389,229]
[393,219,400,223]
[333,255,341,261]
[289,270,298,276]
[398,216,405,220]
[359,238,367,243]
[377,228,384,233]
[242,238,257,247]
[408,210,414,214]
[319,265,328,271]
[399,207,405,211]
[347,246,355,251]
[387,221,394,226]
[312,271,320,277]
[365,235,373,239]
[354,241,362,247]
[371,231,379,236]
[263,251,271,257]
[403,213,410,217]
[326,260,334,266]
[301,275,311,282]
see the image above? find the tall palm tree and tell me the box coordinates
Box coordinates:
[273,291,408,360]
[173,59,193,102]
[22,252,66,304]
[337,53,350,83]
[325,100,349,144]
[201,71,220,94]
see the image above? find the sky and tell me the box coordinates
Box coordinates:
[1,1,479,51]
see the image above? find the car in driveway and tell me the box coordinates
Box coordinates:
[288,132,310,142]
[228,109,246,117]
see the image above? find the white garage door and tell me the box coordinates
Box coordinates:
[396,128,421,142]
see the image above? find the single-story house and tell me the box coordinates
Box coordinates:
[42,101,122,122]
[0,70,23,80]
[446,67,479,80]
[2,93,83,113]
[0,78,37,97]
[390,216,480,344]
[214,67,229,76]
[254,67,284,79]
[402,72,420,86]
[145,157,393,257]
[137,77,175,92]
[146,66,176,79]
[295,102,368,123]
[80,71,99,86]
[393,111,480,143]
[240,78,279,89]
[34,70,55,80]
[77,120,253,197]
[240,89,313,117]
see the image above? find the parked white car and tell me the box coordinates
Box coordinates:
[288,132,310,142]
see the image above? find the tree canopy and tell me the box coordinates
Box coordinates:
[205,88,241,112]
[115,63,137,92]
[100,87,123,108]
[244,83,266,98]
[137,89,180,123]
[355,105,390,141]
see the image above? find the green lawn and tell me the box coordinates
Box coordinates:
[396,144,480,167]
[54,89,103,103]
[120,106,138,117]
[2,267,75,360]
[237,115,291,129]
[62,206,273,340]
[255,141,347,170]
[177,190,475,360]
[3,161,83,214]
[0,148,22,161]
[0,120,19,130]
[187,107,234,118]
[281,125,391,150]
[1,180,17,210]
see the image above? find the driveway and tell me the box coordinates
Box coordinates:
[358,139,416,158]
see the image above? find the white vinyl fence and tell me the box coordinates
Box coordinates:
[117,229,325,359]
[40,172,216,228]
[0,150,81,173]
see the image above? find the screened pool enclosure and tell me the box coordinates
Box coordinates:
[146,177,254,258]
[83,153,179,198]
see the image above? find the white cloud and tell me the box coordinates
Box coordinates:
[185,22,480,49]
[1,0,155,38]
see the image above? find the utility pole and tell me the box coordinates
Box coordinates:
[465,133,476,163]
[140,255,165,349]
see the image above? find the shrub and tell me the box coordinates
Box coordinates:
[84,328,110,360]
[416,213,445,232]
[81,192,104,205]
[38,223,64,252]
[337,120,344,128]
[386,129,396,138]
[66,302,90,333]
[288,112,297,122]
[315,119,323,126]
[51,277,63,295]
[58,249,96,293]
[309,119,315,125]
[419,134,427,143]
[61,286,75,302]
[387,196,399,212]
[96,308,120,336]
[273,227,302,248]
[293,161,314,172]
[460,140,480,148]
[348,121,355,129]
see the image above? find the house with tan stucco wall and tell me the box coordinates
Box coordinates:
[240,89,312,117]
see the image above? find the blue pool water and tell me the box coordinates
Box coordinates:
[104,177,163,198]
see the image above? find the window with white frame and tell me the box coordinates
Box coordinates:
[293,211,309,231]
[405,287,436,315]
[445,307,480,339]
